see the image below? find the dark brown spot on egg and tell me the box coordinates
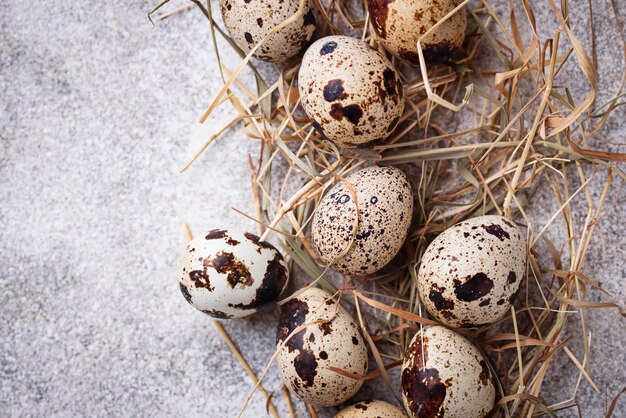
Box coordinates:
[441,310,456,321]
[368,0,393,39]
[352,336,359,345]
[228,253,287,310]
[319,350,328,360]
[338,194,350,204]
[429,286,455,311]
[205,229,227,240]
[497,298,505,305]
[479,360,491,386]
[329,103,345,121]
[454,272,494,302]
[402,366,446,418]
[482,223,510,240]
[406,334,428,367]
[354,401,370,410]
[319,320,333,335]
[323,79,348,102]
[277,299,309,352]
[422,40,457,64]
[260,253,288,294]
[356,228,374,240]
[383,68,398,96]
[330,103,363,125]
[320,41,337,55]
[179,283,193,305]
[189,270,213,291]
[226,238,240,246]
[244,232,276,252]
[277,298,320,387]
[399,50,421,64]
[478,298,491,307]
[244,32,253,43]
[201,309,233,319]
[291,377,302,394]
[303,8,316,26]
[294,350,318,387]
[256,17,263,27]
[387,116,399,132]
[507,271,517,284]
[374,69,401,106]
[205,251,253,288]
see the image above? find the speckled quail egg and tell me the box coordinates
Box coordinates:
[311,166,413,276]
[336,400,408,418]
[417,215,526,327]
[369,0,467,64]
[219,0,317,63]
[276,288,368,406]
[178,229,289,318]
[401,326,496,418]
[299,35,405,148]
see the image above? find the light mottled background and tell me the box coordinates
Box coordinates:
[1,1,624,417]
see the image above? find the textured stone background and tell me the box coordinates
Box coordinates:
[1,1,624,417]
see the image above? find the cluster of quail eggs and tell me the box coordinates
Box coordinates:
[397,215,526,417]
[175,0,533,417]
[219,0,467,149]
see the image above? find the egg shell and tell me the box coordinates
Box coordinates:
[336,399,408,418]
[219,0,317,63]
[299,35,405,148]
[311,166,413,276]
[417,215,526,327]
[369,0,467,64]
[178,229,289,318]
[276,288,368,406]
[401,326,496,418]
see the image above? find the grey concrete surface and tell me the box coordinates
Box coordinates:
[0,1,624,417]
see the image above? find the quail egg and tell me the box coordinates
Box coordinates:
[311,166,413,276]
[276,288,368,406]
[220,0,317,62]
[401,326,496,418]
[336,400,408,417]
[369,0,467,64]
[178,229,289,318]
[417,215,526,327]
[299,35,405,147]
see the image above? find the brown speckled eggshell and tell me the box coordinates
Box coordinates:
[276,288,368,407]
[299,35,405,148]
[220,0,317,63]
[401,326,496,418]
[335,399,408,417]
[311,166,413,276]
[369,0,467,64]
[417,215,527,327]
[178,229,289,318]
